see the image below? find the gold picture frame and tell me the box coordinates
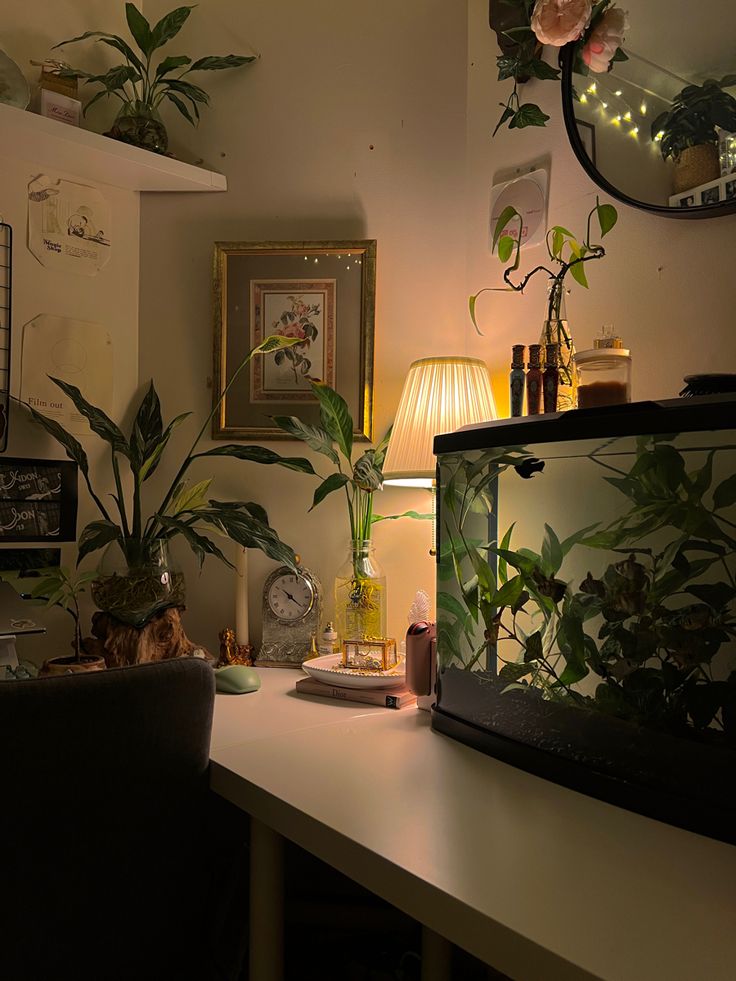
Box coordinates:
[213,240,376,441]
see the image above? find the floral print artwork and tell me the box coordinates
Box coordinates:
[251,280,336,401]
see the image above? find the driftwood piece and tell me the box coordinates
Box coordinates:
[85,607,214,669]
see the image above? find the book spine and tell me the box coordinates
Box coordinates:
[297,680,411,708]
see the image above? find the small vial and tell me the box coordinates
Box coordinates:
[526,344,543,415]
[510,345,526,417]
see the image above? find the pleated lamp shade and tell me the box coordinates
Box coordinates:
[383,357,497,487]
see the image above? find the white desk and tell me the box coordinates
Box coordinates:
[210,670,736,981]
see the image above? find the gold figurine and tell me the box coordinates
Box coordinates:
[218,627,255,667]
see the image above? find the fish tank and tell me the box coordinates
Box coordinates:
[433,397,736,843]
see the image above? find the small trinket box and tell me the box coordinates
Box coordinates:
[342,637,398,672]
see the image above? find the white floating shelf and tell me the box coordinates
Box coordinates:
[0,101,226,193]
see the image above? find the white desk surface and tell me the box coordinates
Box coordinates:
[210,670,736,981]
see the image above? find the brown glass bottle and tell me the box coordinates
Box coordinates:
[526,344,542,415]
[543,343,559,413]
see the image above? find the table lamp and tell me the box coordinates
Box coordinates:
[383,356,497,488]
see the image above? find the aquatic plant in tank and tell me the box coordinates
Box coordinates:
[435,413,736,841]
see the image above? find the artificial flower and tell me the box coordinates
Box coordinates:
[531,0,592,47]
[582,6,628,73]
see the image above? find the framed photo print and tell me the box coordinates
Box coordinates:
[213,240,376,441]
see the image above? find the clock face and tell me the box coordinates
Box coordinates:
[267,572,315,623]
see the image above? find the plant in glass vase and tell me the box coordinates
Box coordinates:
[470,197,618,410]
[25,335,314,630]
[270,381,430,642]
[54,3,255,155]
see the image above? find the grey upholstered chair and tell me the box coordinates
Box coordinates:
[0,658,217,981]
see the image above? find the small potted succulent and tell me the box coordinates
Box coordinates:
[651,76,736,193]
[54,3,256,154]
[33,566,106,675]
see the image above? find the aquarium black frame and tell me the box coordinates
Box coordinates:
[433,395,736,845]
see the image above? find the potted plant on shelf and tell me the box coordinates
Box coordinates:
[25,335,313,641]
[32,566,106,675]
[54,3,256,155]
[651,76,736,193]
[270,380,430,643]
[470,198,618,409]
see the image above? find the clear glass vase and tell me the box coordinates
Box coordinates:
[540,284,578,410]
[334,540,387,644]
[107,101,169,155]
[91,539,185,628]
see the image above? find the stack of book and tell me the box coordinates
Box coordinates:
[294,676,416,709]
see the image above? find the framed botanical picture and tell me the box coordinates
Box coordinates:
[213,240,376,441]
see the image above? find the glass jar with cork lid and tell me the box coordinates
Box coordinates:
[576,326,632,409]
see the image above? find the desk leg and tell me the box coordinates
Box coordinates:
[249,818,284,981]
[421,926,452,981]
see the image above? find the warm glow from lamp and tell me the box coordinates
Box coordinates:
[383,357,497,487]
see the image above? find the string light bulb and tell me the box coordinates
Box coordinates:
[640,102,647,115]
[587,82,597,94]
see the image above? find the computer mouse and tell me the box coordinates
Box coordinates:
[215,664,261,694]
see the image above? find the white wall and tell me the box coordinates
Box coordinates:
[1,5,140,663]
[466,0,736,415]
[138,0,469,650]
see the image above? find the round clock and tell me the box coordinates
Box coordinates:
[259,562,322,667]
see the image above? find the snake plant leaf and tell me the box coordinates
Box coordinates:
[193,444,316,474]
[77,520,123,565]
[189,55,256,71]
[309,473,350,511]
[309,380,353,461]
[48,376,129,456]
[125,3,153,55]
[150,6,194,52]
[28,404,90,477]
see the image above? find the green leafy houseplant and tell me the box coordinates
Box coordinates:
[54,3,255,154]
[471,197,618,329]
[31,566,102,671]
[651,76,736,161]
[270,381,430,638]
[438,437,736,742]
[26,335,314,627]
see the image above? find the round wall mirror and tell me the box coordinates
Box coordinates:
[561,0,736,218]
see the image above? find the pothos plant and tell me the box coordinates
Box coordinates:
[26,335,314,587]
[54,3,254,147]
[493,0,628,136]
[470,197,618,332]
[438,438,736,742]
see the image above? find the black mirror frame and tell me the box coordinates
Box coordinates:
[559,44,736,220]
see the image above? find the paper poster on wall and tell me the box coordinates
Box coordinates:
[20,315,114,435]
[27,175,111,275]
[489,168,549,252]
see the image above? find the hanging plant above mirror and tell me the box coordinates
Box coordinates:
[491,0,629,135]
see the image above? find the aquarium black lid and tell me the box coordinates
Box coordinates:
[433,395,736,455]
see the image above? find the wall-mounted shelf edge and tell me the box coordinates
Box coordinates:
[0,102,227,193]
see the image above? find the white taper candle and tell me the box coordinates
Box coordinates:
[235,546,249,645]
